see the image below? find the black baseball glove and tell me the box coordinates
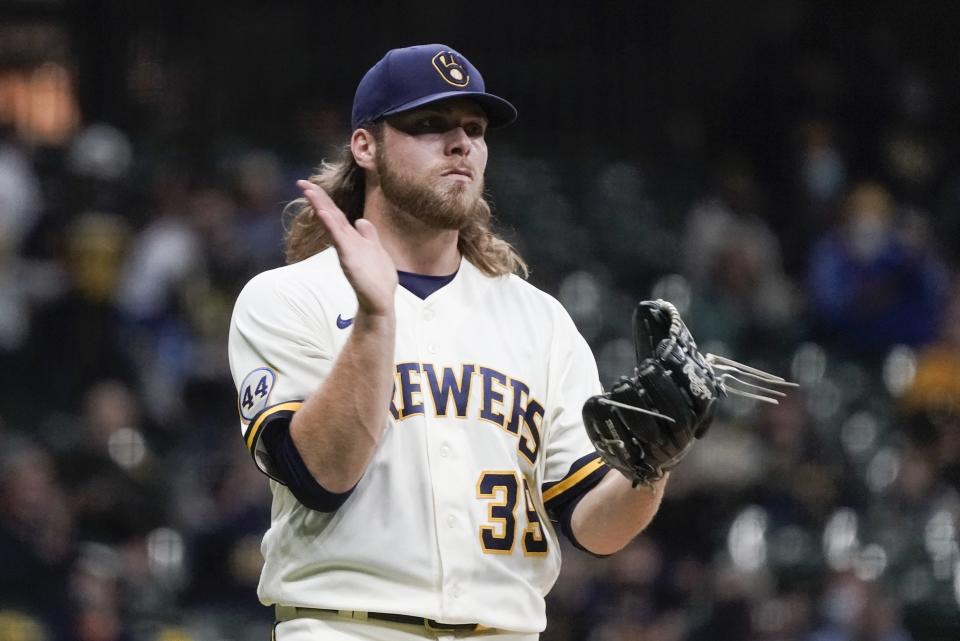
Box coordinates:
[582,299,794,487]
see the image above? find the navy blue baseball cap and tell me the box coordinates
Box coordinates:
[351,44,517,131]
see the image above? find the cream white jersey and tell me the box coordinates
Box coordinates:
[228,248,609,634]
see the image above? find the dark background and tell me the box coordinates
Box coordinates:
[1,1,960,640]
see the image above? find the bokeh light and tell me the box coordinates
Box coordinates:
[728,506,768,572]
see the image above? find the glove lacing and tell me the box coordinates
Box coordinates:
[650,299,684,361]
[649,299,798,404]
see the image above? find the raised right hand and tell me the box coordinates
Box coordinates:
[296,180,398,318]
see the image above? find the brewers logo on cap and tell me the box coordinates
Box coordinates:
[432,51,469,87]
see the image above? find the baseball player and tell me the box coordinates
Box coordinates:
[229,44,688,640]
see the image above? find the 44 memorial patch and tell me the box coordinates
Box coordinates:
[238,367,276,421]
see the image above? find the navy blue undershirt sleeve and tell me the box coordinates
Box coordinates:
[259,421,355,512]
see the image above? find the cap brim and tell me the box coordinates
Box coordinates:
[381,91,517,129]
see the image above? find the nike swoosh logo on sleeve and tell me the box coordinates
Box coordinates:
[336,314,354,329]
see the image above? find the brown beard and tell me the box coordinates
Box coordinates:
[376,147,487,230]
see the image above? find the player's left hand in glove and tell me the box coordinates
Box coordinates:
[582,299,796,488]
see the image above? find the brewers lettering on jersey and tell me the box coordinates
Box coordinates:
[228,44,670,641]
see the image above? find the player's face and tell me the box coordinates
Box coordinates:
[376,100,489,230]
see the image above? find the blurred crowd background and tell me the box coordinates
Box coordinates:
[2,1,960,640]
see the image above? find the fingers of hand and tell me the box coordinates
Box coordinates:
[296,180,352,240]
[295,180,396,306]
[354,218,380,242]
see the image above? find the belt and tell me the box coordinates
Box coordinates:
[275,604,492,634]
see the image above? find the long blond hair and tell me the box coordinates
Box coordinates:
[282,138,528,278]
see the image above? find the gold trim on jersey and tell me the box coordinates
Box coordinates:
[542,457,605,504]
[245,401,304,451]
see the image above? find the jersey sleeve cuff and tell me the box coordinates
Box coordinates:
[243,401,304,482]
[541,451,610,520]
[259,419,357,512]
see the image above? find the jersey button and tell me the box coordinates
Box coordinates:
[451,585,461,599]
[423,308,435,321]
[440,444,450,458]
[427,344,438,354]
[446,514,456,528]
